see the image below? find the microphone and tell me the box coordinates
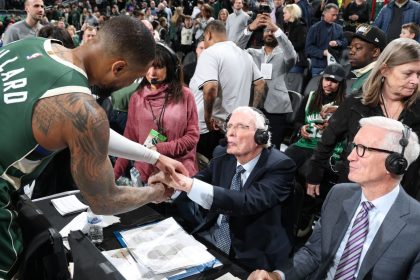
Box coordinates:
[150,78,165,85]
[219,138,227,147]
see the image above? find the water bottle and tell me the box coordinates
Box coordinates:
[87,207,104,244]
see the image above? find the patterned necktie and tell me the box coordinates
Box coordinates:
[215,165,246,254]
[334,201,375,280]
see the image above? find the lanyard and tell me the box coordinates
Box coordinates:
[147,93,168,134]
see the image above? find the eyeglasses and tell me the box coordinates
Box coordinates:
[351,143,394,157]
[225,123,251,132]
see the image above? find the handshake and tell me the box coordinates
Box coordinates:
[147,171,194,203]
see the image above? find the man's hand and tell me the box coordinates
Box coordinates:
[323,49,330,57]
[329,40,338,47]
[264,15,278,33]
[248,270,282,280]
[307,183,320,197]
[155,154,189,184]
[148,171,194,192]
[248,13,267,31]
[149,182,174,203]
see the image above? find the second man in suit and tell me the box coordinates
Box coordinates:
[248,116,420,280]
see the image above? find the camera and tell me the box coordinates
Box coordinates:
[257,4,272,14]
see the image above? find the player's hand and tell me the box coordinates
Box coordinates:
[148,171,193,192]
[155,154,188,184]
[148,182,174,203]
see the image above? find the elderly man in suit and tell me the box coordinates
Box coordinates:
[149,106,296,271]
[248,116,420,280]
[237,14,297,147]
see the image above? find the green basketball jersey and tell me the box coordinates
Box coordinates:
[0,37,91,190]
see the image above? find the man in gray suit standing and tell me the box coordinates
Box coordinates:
[238,14,297,147]
[248,116,420,280]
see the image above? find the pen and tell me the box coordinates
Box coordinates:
[120,236,140,264]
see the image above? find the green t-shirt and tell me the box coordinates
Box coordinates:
[295,91,346,159]
[0,37,91,190]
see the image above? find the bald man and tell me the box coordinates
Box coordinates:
[3,0,45,45]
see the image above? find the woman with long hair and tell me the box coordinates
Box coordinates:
[114,44,199,183]
[285,63,347,171]
[306,38,420,200]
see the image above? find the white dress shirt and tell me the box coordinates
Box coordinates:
[187,154,262,214]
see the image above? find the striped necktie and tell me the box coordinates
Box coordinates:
[214,165,245,254]
[334,201,375,280]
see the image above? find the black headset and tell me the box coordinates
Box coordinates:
[385,125,410,175]
[225,107,270,145]
[155,42,180,82]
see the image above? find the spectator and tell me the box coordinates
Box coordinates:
[83,9,99,27]
[306,38,420,201]
[114,44,199,182]
[66,24,79,46]
[80,25,96,45]
[157,3,168,20]
[218,8,229,25]
[162,1,172,22]
[190,21,265,160]
[184,40,205,85]
[3,0,45,45]
[294,0,311,27]
[270,0,285,29]
[150,1,158,18]
[249,116,420,280]
[168,6,184,52]
[193,3,214,41]
[226,0,250,45]
[240,14,297,147]
[192,0,204,19]
[347,24,387,94]
[283,3,308,73]
[305,3,347,76]
[342,0,370,32]
[180,15,195,55]
[150,106,296,271]
[285,63,347,236]
[400,22,420,41]
[373,0,420,42]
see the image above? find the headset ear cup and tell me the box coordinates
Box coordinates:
[385,153,408,175]
[254,129,269,145]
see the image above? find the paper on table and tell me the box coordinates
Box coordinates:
[59,211,120,237]
[215,272,242,280]
[103,248,187,280]
[120,217,215,274]
[51,195,89,216]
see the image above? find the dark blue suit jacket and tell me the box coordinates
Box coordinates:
[185,148,296,271]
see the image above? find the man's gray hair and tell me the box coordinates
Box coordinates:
[231,106,272,148]
[359,116,419,166]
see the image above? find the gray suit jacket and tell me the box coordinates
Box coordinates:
[286,183,420,280]
[238,29,297,114]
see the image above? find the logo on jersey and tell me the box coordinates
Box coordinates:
[26,53,43,60]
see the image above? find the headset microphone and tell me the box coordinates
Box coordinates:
[150,78,165,85]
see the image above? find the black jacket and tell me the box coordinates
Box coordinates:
[307,94,420,200]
